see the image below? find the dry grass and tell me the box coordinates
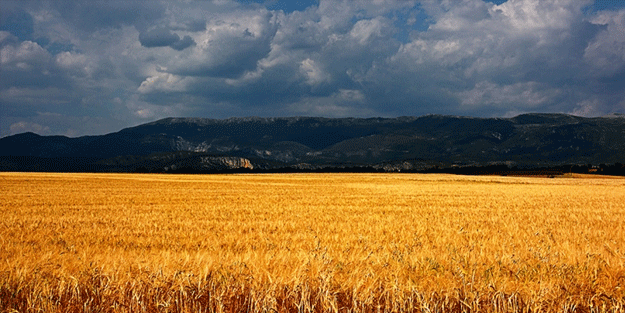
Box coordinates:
[1,172,624,312]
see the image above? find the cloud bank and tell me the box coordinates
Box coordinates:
[1,0,624,137]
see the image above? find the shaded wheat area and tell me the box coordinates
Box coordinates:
[1,172,624,312]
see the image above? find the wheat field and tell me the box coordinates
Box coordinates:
[1,172,624,312]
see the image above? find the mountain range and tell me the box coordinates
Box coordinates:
[1,113,625,173]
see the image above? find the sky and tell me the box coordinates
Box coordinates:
[1,0,625,137]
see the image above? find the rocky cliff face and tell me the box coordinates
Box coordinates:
[198,156,253,170]
[93,152,254,173]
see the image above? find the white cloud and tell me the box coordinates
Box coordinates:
[458,81,562,109]
[138,73,194,94]
[349,17,387,45]
[493,0,590,33]
[2,0,625,137]
[54,51,91,77]
[572,99,602,117]
[338,89,365,102]
[299,58,330,85]
[0,40,51,70]
[286,88,371,117]
[55,51,86,68]
[160,9,278,78]
[9,121,51,135]
[584,9,625,76]
[29,6,78,45]
[0,31,18,45]
[0,87,70,105]
[381,0,625,117]
[125,94,191,120]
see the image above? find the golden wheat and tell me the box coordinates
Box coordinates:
[1,172,624,312]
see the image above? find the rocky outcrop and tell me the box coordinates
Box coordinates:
[93,152,253,173]
[199,156,253,170]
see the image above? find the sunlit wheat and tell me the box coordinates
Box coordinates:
[1,172,624,312]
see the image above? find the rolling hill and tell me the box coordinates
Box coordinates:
[2,113,624,173]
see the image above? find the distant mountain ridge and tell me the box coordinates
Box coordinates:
[1,113,624,173]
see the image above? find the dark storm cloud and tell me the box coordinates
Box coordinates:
[139,28,195,50]
[171,36,196,51]
[139,28,180,47]
[0,6,34,41]
[0,34,71,91]
[52,0,165,32]
[1,0,625,138]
